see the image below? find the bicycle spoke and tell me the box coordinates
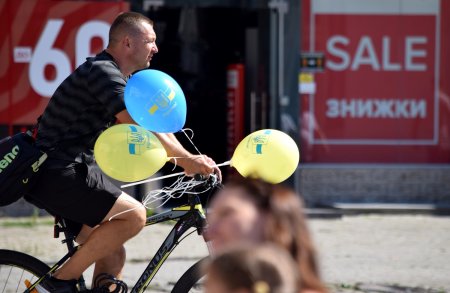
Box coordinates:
[0,264,42,293]
[1,265,13,293]
[16,269,25,293]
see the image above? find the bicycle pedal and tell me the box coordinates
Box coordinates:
[93,273,128,293]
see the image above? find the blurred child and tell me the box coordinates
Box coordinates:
[206,176,327,293]
[204,243,299,293]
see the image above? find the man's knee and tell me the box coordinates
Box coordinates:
[102,193,147,236]
[128,205,146,234]
[99,206,145,242]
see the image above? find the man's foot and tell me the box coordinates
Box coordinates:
[35,276,78,293]
[93,273,128,293]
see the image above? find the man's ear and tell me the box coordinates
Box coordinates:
[123,36,131,48]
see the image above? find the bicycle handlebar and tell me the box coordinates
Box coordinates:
[194,173,219,188]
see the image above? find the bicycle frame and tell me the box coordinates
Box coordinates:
[131,194,208,293]
[25,192,210,293]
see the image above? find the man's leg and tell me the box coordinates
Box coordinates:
[75,226,127,284]
[53,192,146,281]
[92,246,126,281]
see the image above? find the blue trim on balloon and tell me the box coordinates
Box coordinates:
[128,125,138,155]
[256,144,263,154]
[129,144,136,155]
[255,130,271,154]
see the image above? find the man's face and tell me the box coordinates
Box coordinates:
[129,21,158,70]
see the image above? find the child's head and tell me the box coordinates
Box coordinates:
[206,176,326,292]
[204,243,299,293]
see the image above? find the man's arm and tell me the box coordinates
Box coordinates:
[116,110,221,180]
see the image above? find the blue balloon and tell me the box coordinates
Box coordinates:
[124,69,187,133]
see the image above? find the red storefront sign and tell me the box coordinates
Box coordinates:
[300,0,450,163]
[0,0,129,134]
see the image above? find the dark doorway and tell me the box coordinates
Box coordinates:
[139,6,266,207]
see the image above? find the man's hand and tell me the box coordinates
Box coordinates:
[178,155,222,182]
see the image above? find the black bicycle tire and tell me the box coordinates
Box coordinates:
[0,249,51,287]
[171,256,210,293]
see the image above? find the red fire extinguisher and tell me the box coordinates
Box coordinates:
[226,63,245,161]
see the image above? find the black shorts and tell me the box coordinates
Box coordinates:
[26,158,122,236]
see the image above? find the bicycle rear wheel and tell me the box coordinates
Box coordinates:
[171,257,209,293]
[0,249,50,293]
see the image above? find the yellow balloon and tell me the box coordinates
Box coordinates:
[94,124,168,182]
[231,129,300,184]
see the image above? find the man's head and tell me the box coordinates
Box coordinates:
[107,12,158,74]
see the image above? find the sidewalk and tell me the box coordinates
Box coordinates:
[1,213,449,292]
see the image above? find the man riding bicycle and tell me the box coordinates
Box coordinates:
[26,11,221,293]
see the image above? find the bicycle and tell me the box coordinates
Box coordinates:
[0,174,219,293]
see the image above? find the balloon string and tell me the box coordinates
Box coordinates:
[181,128,203,156]
[166,156,201,171]
[171,157,178,171]
[168,157,180,171]
[108,198,144,221]
[121,171,185,188]
[141,175,212,210]
[120,160,231,189]
[215,161,231,167]
[110,176,211,218]
[108,206,140,221]
[182,128,195,140]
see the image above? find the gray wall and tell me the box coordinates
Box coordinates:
[298,165,450,206]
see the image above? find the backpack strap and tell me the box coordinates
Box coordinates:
[30,115,42,140]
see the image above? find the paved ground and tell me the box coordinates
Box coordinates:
[1,213,449,293]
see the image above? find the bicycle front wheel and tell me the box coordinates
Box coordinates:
[171,257,209,293]
[0,249,50,293]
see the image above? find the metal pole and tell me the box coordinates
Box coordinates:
[268,0,288,128]
[269,0,301,190]
[269,6,278,129]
